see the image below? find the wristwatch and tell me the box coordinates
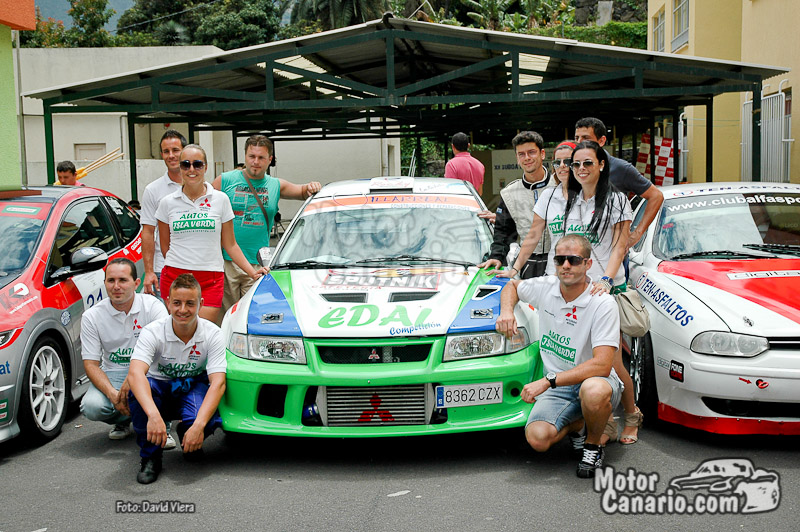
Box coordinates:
[546,371,557,389]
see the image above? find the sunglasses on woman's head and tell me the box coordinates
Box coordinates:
[180,159,205,170]
[553,255,588,266]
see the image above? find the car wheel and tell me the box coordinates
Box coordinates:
[629,333,658,424]
[18,337,68,442]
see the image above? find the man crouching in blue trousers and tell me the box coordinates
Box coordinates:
[128,273,227,484]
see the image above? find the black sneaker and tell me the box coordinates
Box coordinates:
[137,457,162,484]
[576,443,604,478]
[567,424,586,458]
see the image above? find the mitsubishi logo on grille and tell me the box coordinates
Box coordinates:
[358,394,394,422]
[368,348,380,361]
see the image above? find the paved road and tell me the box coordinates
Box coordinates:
[1,405,797,532]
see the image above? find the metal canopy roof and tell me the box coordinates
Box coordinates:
[26,15,788,189]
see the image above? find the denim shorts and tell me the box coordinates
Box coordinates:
[526,374,624,432]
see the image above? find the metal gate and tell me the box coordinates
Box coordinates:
[742,80,794,182]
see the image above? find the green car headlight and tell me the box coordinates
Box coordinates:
[443,327,530,361]
[229,333,306,364]
[690,331,768,358]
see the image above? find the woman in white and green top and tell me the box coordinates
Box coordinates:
[502,141,631,289]
[156,144,266,323]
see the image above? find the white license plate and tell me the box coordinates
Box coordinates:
[435,382,503,408]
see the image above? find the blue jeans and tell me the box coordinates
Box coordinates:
[80,370,130,426]
[128,375,222,459]
[526,374,623,432]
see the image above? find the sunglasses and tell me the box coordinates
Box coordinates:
[571,160,596,170]
[180,159,206,170]
[553,255,588,266]
[552,158,572,168]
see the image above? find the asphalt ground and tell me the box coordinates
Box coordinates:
[0,403,797,532]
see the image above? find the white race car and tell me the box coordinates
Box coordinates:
[627,182,800,435]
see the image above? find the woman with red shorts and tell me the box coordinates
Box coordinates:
[156,144,266,323]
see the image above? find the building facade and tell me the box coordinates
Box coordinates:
[1,0,35,189]
[648,0,797,183]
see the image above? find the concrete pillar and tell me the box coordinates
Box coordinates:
[597,1,613,26]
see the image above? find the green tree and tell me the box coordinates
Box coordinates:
[518,0,560,29]
[502,12,528,32]
[113,31,159,46]
[117,0,200,41]
[291,0,383,30]
[20,8,69,48]
[194,0,281,50]
[277,19,325,40]
[66,0,115,47]
[423,6,462,26]
[459,0,514,31]
[153,20,190,46]
[529,21,647,49]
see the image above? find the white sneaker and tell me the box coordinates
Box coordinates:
[164,433,177,450]
[108,423,132,440]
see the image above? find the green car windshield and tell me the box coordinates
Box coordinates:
[275,204,493,265]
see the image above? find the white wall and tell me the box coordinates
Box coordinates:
[26,159,167,201]
[264,138,402,218]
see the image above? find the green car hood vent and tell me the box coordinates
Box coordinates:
[321,292,368,303]
[389,292,438,302]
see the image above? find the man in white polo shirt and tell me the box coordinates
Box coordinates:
[496,233,623,479]
[128,273,227,484]
[80,258,172,445]
[141,129,187,298]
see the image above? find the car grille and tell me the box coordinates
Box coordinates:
[318,343,431,364]
[702,398,800,419]
[319,384,433,426]
[766,337,800,350]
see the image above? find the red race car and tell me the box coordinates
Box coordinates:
[0,186,141,444]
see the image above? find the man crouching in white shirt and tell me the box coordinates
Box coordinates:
[80,258,173,447]
[496,233,623,479]
[128,273,227,484]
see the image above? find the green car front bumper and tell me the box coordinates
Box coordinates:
[219,337,542,437]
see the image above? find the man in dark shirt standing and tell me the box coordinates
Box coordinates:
[574,117,664,249]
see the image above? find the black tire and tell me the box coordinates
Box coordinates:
[628,333,658,424]
[17,337,69,442]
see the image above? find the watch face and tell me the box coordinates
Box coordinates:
[546,372,556,380]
